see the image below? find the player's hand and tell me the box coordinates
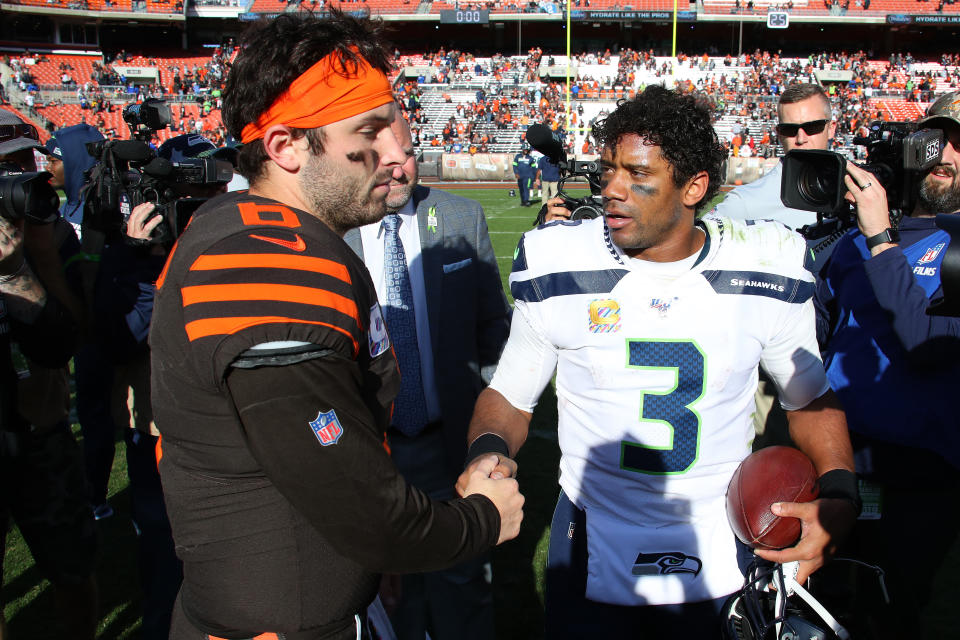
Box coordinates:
[544,196,572,222]
[0,215,25,276]
[753,497,858,584]
[459,455,524,545]
[457,452,518,493]
[125,202,163,241]
[843,161,891,242]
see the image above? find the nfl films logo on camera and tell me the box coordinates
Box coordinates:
[309,409,344,446]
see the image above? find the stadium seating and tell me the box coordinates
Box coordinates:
[21,53,100,90]
[701,0,960,14]
[247,0,419,13]
[36,101,222,142]
[115,54,220,92]
[7,0,183,12]
[870,98,926,120]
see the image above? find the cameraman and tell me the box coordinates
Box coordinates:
[815,91,960,638]
[713,83,834,232]
[90,132,230,640]
[0,111,95,639]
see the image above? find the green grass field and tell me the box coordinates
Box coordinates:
[1,185,729,639]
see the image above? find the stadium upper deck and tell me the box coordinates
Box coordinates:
[3,44,957,159]
[1,0,958,17]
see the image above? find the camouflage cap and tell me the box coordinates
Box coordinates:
[920,91,960,130]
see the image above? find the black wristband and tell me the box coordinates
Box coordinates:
[817,469,862,515]
[864,228,899,250]
[466,433,510,468]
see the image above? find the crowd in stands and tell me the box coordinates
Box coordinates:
[2,0,184,14]
[2,44,960,159]
[4,0,960,14]
[387,46,958,157]
[2,46,236,146]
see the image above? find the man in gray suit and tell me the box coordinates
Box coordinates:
[345,113,511,640]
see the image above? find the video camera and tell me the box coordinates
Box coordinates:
[0,162,60,224]
[781,122,944,239]
[81,98,233,245]
[525,124,603,224]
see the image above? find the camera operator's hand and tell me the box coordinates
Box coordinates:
[0,215,26,276]
[844,161,895,254]
[125,202,163,243]
[543,196,572,222]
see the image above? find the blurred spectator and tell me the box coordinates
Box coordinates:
[0,109,96,640]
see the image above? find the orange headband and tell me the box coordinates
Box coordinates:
[241,49,393,144]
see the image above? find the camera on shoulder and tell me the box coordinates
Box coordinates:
[525,124,603,225]
[80,98,233,246]
[781,122,944,239]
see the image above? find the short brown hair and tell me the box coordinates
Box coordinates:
[777,83,832,121]
[223,11,392,186]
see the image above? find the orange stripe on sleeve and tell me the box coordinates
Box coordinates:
[181,283,360,326]
[185,316,359,357]
[190,253,351,284]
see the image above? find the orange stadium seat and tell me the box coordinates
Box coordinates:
[870,98,926,121]
[26,54,100,89]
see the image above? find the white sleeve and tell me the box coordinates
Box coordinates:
[710,190,748,219]
[488,299,558,413]
[760,297,830,411]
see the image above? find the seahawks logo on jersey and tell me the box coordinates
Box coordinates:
[631,551,702,577]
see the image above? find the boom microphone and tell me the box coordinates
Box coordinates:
[525,124,566,165]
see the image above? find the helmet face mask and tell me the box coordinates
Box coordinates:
[721,560,862,640]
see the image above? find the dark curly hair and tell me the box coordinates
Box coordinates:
[222,11,393,185]
[592,85,727,212]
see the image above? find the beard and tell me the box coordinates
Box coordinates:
[385,177,414,212]
[385,161,419,212]
[917,166,960,215]
[299,152,390,235]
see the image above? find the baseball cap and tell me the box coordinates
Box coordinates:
[45,136,62,159]
[919,91,960,130]
[0,109,44,157]
[157,133,218,161]
[158,133,239,166]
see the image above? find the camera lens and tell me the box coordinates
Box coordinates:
[796,164,839,208]
[570,204,600,221]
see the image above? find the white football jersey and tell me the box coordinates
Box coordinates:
[490,214,828,606]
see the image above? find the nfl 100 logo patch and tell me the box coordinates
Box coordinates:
[588,299,621,333]
[309,409,344,446]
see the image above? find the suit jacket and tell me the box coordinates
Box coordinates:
[344,185,510,478]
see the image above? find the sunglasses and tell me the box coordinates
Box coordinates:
[0,123,40,145]
[776,120,830,137]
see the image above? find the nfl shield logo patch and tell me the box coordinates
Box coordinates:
[309,409,344,446]
[919,242,945,264]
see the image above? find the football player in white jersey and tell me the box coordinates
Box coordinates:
[460,85,860,638]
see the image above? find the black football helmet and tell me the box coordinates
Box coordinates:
[721,559,887,640]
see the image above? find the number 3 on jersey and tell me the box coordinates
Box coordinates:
[621,339,705,475]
